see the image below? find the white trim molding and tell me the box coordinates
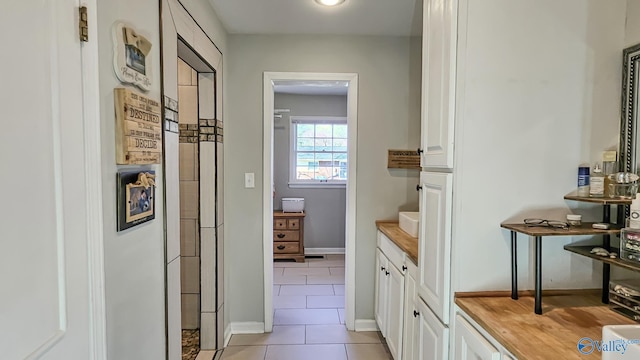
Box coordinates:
[354,320,379,332]
[230,322,266,334]
[263,72,358,332]
[304,248,346,255]
[224,323,232,347]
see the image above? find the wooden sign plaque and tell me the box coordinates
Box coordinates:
[387,150,420,170]
[114,88,162,164]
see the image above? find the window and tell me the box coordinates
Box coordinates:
[290,116,347,187]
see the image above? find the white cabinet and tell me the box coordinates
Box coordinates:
[454,315,501,360]
[402,261,419,360]
[417,297,449,360]
[387,263,405,360]
[375,248,389,337]
[418,171,453,324]
[420,0,458,169]
[375,234,406,360]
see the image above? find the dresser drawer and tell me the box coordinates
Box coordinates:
[274,242,300,254]
[274,219,287,230]
[273,230,299,241]
[287,219,300,229]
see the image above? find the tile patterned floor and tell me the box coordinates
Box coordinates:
[219,255,393,360]
[182,329,200,360]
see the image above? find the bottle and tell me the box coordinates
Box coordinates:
[590,163,604,197]
[631,194,640,229]
[577,166,590,197]
[602,151,618,197]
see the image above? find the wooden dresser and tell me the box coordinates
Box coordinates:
[273,211,305,262]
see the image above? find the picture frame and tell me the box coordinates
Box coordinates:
[117,170,156,231]
[112,22,152,91]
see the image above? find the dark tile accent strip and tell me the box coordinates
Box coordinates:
[179,123,199,143]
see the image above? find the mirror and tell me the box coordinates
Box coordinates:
[620,43,640,174]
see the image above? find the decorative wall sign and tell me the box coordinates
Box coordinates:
[113,22,152,91]
[117,171,156,231]
[114,87,162,164]
[387,149,421,169]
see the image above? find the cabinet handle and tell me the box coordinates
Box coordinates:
[381,266,386,271]
[416,184,422,191]
[385,271,390,276]
[413,310,420,318]
[402,265,407,271]
[417,148,424,154]
[277,233,285,238]
[277,245,285,250]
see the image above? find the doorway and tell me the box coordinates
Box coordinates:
[263,72,358,332]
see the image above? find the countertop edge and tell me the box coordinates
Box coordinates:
[376,220,418,265]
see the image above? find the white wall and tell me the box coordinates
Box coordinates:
[274,94,347,249]
[626,0,640,46]
[97,2,165,359]
[452,0,627,292]
[227,35,422,321]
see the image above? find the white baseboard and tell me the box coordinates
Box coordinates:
[305,248,345,255]
[224,323,232,347]
[230,322,265,334]
[354,319,378,332]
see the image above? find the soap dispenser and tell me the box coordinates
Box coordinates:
[631,194,640,229]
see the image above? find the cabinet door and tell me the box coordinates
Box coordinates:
[387,263,405,360]
[421,0,458,168]
[402,266,419,360]
[375,248,389,336]
[418,172,453,324]
[417,298,449,360]
[454,315,500,360]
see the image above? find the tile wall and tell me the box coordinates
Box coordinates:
[178,58,200,329]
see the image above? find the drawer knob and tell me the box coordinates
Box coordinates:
[413,310,420,318]
[417,148,424,154]
[277,233,285,238]
[402,265,407,271]
[416,184,422,191]
[385,271,390,276]
[277,245,285,250]
[381,266,386,271]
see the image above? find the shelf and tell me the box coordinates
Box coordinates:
[501,222,622,237]
[564,245,640,272]
[564,193,632,205]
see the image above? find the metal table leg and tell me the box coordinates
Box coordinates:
[511,231,518,300]
[535,236,542,315]
[603,204,611,304]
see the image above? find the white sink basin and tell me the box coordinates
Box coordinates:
[600,325,640,359]
[399,212,419,237]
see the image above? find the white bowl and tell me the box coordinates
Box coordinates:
[601,325,640,359]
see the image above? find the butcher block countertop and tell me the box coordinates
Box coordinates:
[376,220,418,264]
[456,291,637,360]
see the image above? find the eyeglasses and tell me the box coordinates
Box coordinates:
[523,218,569,229]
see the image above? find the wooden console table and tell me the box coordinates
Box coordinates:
[501,222,621,314]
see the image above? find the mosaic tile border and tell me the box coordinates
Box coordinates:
[164,96,179,134]
[199,119,224,143]
[179,124,199,143]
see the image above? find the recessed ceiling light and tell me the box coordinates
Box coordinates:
[315,0,346,6]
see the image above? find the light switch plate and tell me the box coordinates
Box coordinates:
[245,173,255,188]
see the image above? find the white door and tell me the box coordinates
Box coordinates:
[0,1,103,359]
[375,249,389,336]
[418,171,453,324]
[386,263,405,360]
[421,0,458,169]
[454,315,501,360]
[417,298,449,360]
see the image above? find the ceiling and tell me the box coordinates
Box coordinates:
[207,0,422,36]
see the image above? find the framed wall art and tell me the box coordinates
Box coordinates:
[117,170,156,231]
[112,22,152,91]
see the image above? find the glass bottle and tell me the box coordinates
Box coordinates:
[590,163,605,197]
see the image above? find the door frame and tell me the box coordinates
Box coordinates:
[262,72,358,331]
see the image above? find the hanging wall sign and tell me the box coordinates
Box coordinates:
[387,150,421,170]
[113,22,152,91]
[114,87,162,164]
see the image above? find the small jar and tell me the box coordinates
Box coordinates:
[567,214,582,227]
